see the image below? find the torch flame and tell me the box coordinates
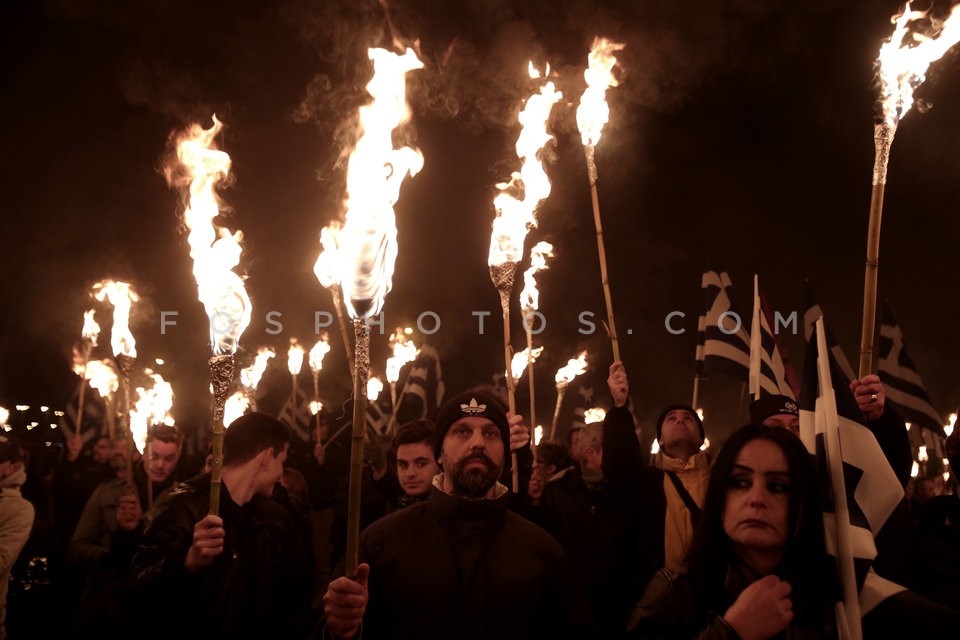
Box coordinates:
[0,407,8,426]
[313,221,344,289]
[555,351,588,386]
[386,328,418,383]
[488,64,562,270]
[288,340,305,376]
[92,280,139,358]
[576,37,626,147]
[510,346,544,381]
[367,376,384,400]
[224,391,250,428]
[534,425,543,445]
[878,2,960,127]
[584,407,606,424]
[309,335,332,372]
[85,359,119,399]
[240,347,275,391]
[129,371,175,454]
[167,116,252,355]
[82,309,100,345]
[520,241,555,312]
[309,400,324,415]
[339,48,424,320]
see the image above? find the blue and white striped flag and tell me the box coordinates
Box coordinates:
[392,344,445,425]
[799,318,905,639]
[699,269,792,397]
[877,302,944,435]
[802,280,856,384]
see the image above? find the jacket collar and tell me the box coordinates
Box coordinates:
[428,474,509,525]
[661,450,709,473]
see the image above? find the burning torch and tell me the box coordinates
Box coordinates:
[85,359,119,440]
[337,46,423,579]
[70,309,101,439]
[488,63,561,492]
[860,3,960,376]
[549,352,588,442]
[239,347,275,412]
[314,222,355,377]
[386,327,418,433]
[576,37,625,362]
[166,116,252,516]
[309,336,332,442]
[519,241,553,452]
[129,371,174,510]
[92,280,139,488]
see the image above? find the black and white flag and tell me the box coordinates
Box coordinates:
[799,318,905,638]
[699,269,792,397]
[802,280,856,384]
[877,302,944,435]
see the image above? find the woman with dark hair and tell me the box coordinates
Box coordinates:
[627,424,835,640]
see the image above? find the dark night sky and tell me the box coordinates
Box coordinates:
[2,0,958,442]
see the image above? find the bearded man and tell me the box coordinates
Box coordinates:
[322,390,584,639]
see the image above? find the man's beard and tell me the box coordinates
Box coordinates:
[449,452,501,498]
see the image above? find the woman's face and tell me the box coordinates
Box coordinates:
[722,438,792,554]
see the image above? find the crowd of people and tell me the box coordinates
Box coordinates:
[0,362,958,638]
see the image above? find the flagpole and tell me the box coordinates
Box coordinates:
[734,382,748,427]
[859,124,895,379]
[526,325,536,456]
[749,274,761,401]
[387,375,413,435]
[693,302,705,409]
[815,318,863,640]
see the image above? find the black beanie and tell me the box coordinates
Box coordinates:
[655,404,705,443]
[749,394,798,424]
[433,391,511,460]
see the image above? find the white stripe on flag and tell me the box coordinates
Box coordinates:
[838,413,902,539]
[815,318,863,639]
[860,570,906,617]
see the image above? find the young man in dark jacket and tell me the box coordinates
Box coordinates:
[127,413,312,638]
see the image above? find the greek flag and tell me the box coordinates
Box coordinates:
[877,302,944,434]
[802,280,855,384]
[699,269,792,397]
[799,318,905,639]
